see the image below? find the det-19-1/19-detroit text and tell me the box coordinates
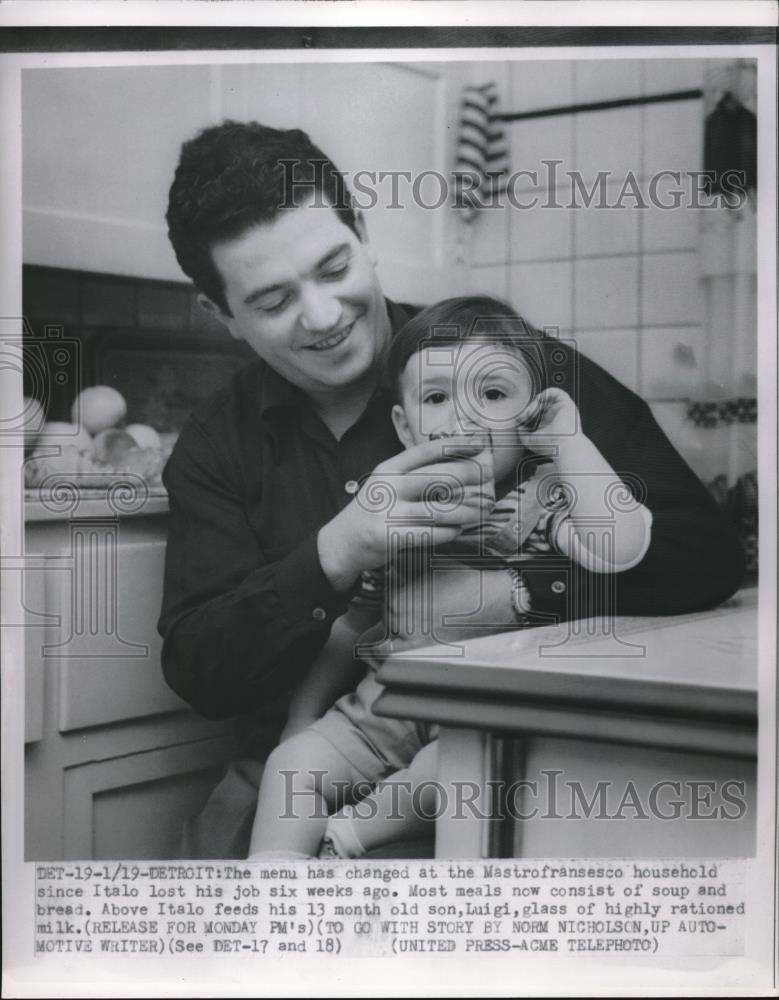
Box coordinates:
[33,860,746,959]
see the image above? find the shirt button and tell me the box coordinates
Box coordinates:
[344,479,359,495]
[551,580,566,594]
[312,607,327,622]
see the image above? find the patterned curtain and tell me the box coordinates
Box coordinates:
[689,59,758,575]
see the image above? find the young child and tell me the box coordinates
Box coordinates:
[247,296,652,860]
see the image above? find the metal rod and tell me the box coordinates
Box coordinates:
[497,88,703,123]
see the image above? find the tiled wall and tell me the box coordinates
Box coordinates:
[460,58,717,464]
[22,265,253,426]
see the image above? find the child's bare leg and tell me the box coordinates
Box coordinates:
[322,741,439,858]
[248,731,359,859]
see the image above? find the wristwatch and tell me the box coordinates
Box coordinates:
[507,566,532,625]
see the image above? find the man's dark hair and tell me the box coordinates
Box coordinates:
[167,120,358,314]
[386,295,546,400]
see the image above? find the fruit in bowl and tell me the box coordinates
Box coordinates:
[92,428,138,466]
[25,387,170,491]
[71,386,127,435]
[125,423,162,450]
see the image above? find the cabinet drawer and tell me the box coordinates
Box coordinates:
[42,534,186,731]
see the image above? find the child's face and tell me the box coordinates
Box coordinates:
[392,340,535,482]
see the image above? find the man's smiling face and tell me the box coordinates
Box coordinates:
[204,198,390,402]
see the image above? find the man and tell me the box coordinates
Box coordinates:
[160,121,501,725]
[159,120,744,857]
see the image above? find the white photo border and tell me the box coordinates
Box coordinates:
[1,4,777,997]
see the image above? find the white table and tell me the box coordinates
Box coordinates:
[375,588,758,859]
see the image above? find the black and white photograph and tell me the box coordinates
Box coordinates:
[1,2,777,996]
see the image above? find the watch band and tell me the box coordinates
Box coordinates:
[507,566,532,625]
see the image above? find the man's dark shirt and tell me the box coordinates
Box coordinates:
[158,300,745,722]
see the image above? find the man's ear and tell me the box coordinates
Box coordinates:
[197,294,241,340]
[391,403,415,449]
[353,210,378,266]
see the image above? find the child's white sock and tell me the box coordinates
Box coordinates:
[318,806,366,859]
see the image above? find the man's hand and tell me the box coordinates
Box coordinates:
[318,437,494,592]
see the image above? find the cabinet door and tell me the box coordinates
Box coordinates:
[513,736,756,858]
[23,65,216,280]
[62,737,236,860]
[227,61,458,303]
[432,729,756,860]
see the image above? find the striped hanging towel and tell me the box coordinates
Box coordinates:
[453,82,510,222]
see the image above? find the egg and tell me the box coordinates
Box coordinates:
[71,386,127,434]
[125,423,161,450]
[92,428,138,466]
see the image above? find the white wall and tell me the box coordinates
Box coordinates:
[454,57,756,473]
[460,58,706,399]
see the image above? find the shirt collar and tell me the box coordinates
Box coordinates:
[257,361,304,419]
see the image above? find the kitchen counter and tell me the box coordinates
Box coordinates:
[24,486,169,521]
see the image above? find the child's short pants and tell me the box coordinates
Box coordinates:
[308,671,439,784]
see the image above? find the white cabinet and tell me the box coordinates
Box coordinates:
[22,60,468,303]
[24,500,236,860]
[23,65,217,283]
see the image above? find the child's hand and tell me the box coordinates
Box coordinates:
[516,388,581,449]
